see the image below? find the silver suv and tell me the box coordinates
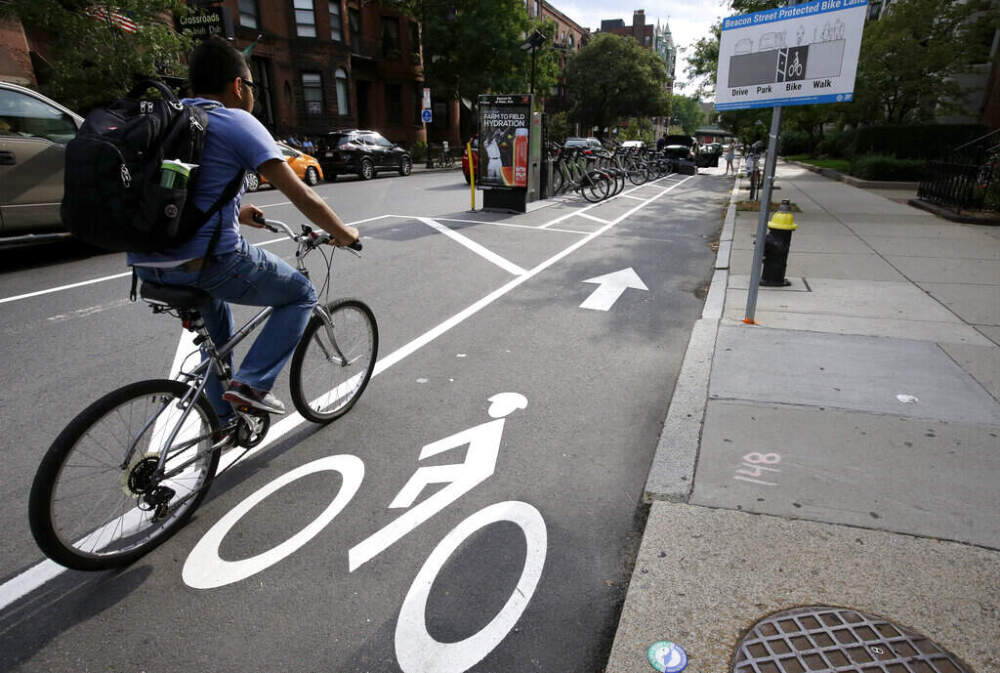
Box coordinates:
[0,81,83,247]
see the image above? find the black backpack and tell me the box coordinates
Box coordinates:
[62,79,243,254]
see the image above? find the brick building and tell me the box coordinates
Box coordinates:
[0,2,438,148]
[203,0,433,147]
[526,0,589,109]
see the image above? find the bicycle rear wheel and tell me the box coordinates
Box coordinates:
[290,298,378,424]
[29,379,221,571]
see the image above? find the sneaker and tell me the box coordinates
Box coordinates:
[223,382,286,415]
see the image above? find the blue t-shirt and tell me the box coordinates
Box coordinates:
[128,98,282,266]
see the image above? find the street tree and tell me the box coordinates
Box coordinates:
[1,0,192,114]
[847,0,997,124]
[387,0,559,102]
[563,33,670,136]
[670,94,704,135]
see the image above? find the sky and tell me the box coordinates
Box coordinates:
[551,0,736,97]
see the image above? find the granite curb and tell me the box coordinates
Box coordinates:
[642,175,738,503]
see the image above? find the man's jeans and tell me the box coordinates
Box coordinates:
[136,238,317,419]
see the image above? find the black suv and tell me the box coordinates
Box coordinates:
[318,129,412,181]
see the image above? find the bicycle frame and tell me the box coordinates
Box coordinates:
[130,221,354,480]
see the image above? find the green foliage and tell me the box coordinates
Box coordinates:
[780,130,812,156]
[670,94,704,136]
[564,33,670,134]
[410,140,428,162]
[849,155,929,181]
[815,127,856,158]
[391,0,552,100]
[618,117,654,145]
[852,124,988,159]
[685,22,720,99]
[545,110,571,143]
[848,0,995,125]
[1,0,193,114]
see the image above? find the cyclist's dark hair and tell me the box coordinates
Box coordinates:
[188,36,248,95]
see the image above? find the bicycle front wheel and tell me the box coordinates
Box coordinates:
[29,379,221,571]
[290,298,378,424]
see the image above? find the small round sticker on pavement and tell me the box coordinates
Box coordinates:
[647,641,688,672]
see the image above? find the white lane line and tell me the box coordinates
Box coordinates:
[0,178,693,608]
[621,194,646,201]
[434,218,589,235]
[0,272,133,306]
[0,216,395,306]
[416,217,526,276]
[579,213,610,224]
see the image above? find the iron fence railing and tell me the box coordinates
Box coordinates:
[918,129,1000,213]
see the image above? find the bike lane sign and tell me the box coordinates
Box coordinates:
[715,0,867,111]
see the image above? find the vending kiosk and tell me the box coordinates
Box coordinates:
[477,94,540,213]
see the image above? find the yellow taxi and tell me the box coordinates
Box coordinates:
[247,142,324,191]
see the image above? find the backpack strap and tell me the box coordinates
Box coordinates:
[195,170,246,285]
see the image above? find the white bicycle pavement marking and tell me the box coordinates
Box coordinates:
[0,175,694,611]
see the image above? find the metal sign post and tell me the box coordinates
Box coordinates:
[744,106,783,324]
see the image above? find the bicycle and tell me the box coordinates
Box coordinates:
[28,218,378,571]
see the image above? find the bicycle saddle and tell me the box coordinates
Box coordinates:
[140,282,210,309]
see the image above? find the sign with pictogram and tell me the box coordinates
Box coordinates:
[716,0,867,110]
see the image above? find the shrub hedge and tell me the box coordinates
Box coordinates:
[849,155,929,181]
[850,124,987,160]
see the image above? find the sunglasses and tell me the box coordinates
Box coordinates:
[240,77,258,92]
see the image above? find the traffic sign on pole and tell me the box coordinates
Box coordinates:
[421,108,433,123]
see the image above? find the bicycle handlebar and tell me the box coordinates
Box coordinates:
[252,213,362,253]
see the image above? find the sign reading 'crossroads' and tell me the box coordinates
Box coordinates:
[715,0,868,111]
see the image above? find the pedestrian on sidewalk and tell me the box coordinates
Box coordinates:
[724,142,735,175]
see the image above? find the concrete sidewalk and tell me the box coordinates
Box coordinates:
[607,163,1000,672]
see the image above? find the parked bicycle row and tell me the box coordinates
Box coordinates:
[545,142,680,203]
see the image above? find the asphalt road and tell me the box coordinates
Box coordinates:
[0,167,730,672]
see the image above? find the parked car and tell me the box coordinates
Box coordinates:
[699,142,722,168]
[621,140,645,149]
[462,136,479,184]
[318,129,412,181]
[246,142,324,191]
[0,81,83,247]
[660,135,700,174]
[564,137,604,155]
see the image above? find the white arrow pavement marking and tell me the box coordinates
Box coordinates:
[579,267,648,311]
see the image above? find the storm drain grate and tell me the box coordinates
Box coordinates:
[732,606,971,673]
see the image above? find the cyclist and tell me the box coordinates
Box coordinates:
[128,36,358,423]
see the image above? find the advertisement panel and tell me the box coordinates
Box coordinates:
[715,0,867,111]
[478,94,531,190]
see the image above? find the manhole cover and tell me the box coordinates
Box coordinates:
[732,606,971,673]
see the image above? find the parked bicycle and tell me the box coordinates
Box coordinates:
[29,218,378,571]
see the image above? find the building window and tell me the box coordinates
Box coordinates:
[302,72,323,115]
[349,8,361,53]
[381,17,400,59]
[335,68,349,115]
[409,21,420,54]
[569,34,574,48]
[294,0,317,37]
[239,0,258,29]
[329,1,342,41]
[386,83,402,124]
[534,0,540,18]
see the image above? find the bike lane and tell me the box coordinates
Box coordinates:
[0,173,730,673]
